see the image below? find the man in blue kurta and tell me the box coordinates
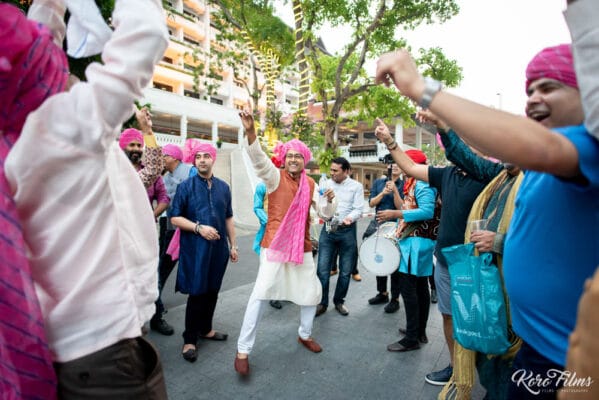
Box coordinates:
[170,142,239,363]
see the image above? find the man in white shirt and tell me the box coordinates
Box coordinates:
[316,157,365,317]
[4,0,169,397]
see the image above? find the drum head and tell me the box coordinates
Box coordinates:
[359,235,400,276]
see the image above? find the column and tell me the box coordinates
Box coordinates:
[415,126,422,149]
[394,121,404,145]
[238,126,244,148]
[212,121,218,145]
[180,115,188,143]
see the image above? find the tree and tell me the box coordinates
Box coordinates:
[213,0,295,133]
[300,0,463,151]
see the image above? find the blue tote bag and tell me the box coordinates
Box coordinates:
[442,243,510,355]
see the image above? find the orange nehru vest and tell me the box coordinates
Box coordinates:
[261,170,315,253]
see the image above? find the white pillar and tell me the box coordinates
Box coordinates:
[394,122,404,145]
[415,127,422,149]
[238,126,244,148]
[212,121,218,144]
[180,115,188,142]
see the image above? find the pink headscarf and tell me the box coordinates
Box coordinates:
[183,139,216,163]
[525,44,578,92]
[267,139,313,264]
[162,144,183,161]
[118,128,144,150]
[0,4,67,398]
[270,141,286,168]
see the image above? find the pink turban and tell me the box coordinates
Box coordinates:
[525,44,578,92]
[0,5,68,140]
[118,128,144,150]
[183,139,216,164]
[282,139,312,163]
[405,149,427,164]
[162,144,183,161]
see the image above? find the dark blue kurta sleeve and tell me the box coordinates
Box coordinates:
[441,129,504,183]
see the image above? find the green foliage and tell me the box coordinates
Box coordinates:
[422,142,450,167]
[300,0,462,151]
[315,147,342,172]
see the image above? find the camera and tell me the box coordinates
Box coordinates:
[379,153,394,164]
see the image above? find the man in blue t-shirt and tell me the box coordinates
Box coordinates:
[375,44,599,400]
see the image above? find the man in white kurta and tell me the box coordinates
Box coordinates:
[234,111,336,376]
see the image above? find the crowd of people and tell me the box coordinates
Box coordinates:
[1,0,598,399]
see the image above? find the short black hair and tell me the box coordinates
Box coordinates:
[331,157,351,171]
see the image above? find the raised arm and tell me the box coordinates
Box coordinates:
[374,118,429,182]
[137,107,164,188]
[28,0,66,46]
[67,0,168,149]
[416,109,503,182]
[240,110,280,191]
[375,50,580,178]
[565,0,599,140]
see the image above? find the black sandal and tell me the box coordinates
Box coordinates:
[201,331,228,341]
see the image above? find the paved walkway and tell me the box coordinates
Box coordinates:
[150,220,486,400]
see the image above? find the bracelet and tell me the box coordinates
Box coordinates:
[387,141,398,151]
[231,246,239,251]
[194,223,202,235]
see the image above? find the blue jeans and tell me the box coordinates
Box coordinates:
[317,224,358,307]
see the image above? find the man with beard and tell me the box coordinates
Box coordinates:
[119,108,166,194]
[170,142,239,363]
[375,43,599,399]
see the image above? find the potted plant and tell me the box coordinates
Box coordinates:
[216,138,223,149]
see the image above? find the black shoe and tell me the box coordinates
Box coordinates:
[182,346,198,363]
[368,293,389,305]
[398,327,428,344]
[315,304,327,317]
[384,299,400,313]
[269,300,283,309]
[387,338,420,352]
[425,365,453,386]
[150,317,174,336]
[431,289,438,304]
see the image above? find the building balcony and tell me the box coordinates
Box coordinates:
[165,5,205,40]
[155,62,195,87]
[183,0,205,14]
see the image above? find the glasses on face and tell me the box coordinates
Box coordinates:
[285,153,304,161]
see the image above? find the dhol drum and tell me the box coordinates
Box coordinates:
[359,222,401,276]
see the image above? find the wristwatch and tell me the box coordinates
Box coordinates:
[418,77,443,109]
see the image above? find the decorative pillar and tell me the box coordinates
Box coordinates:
[415,126,422,149]
[212,121,218,144]
[394,122,404,146]
[180,115,188,142]
[238,126,244,148]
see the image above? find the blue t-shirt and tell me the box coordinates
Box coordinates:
[504,125,599,366]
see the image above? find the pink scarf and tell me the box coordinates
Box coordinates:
[0,5,68,398]
[267,139,312,264]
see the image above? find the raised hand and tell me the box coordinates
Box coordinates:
[375,50,424,102]
[416,109,450,132]
[239,100,257,144]
[136,107,153,134]
[374,118,393,145]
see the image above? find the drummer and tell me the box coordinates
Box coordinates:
[374,126,440,353]
[366,161,405,313]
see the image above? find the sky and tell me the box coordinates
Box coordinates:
[274,0,572,115]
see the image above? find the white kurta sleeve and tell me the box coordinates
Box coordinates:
[565,0,599,140]
[244,139,281,192]
[28,0,67,46]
